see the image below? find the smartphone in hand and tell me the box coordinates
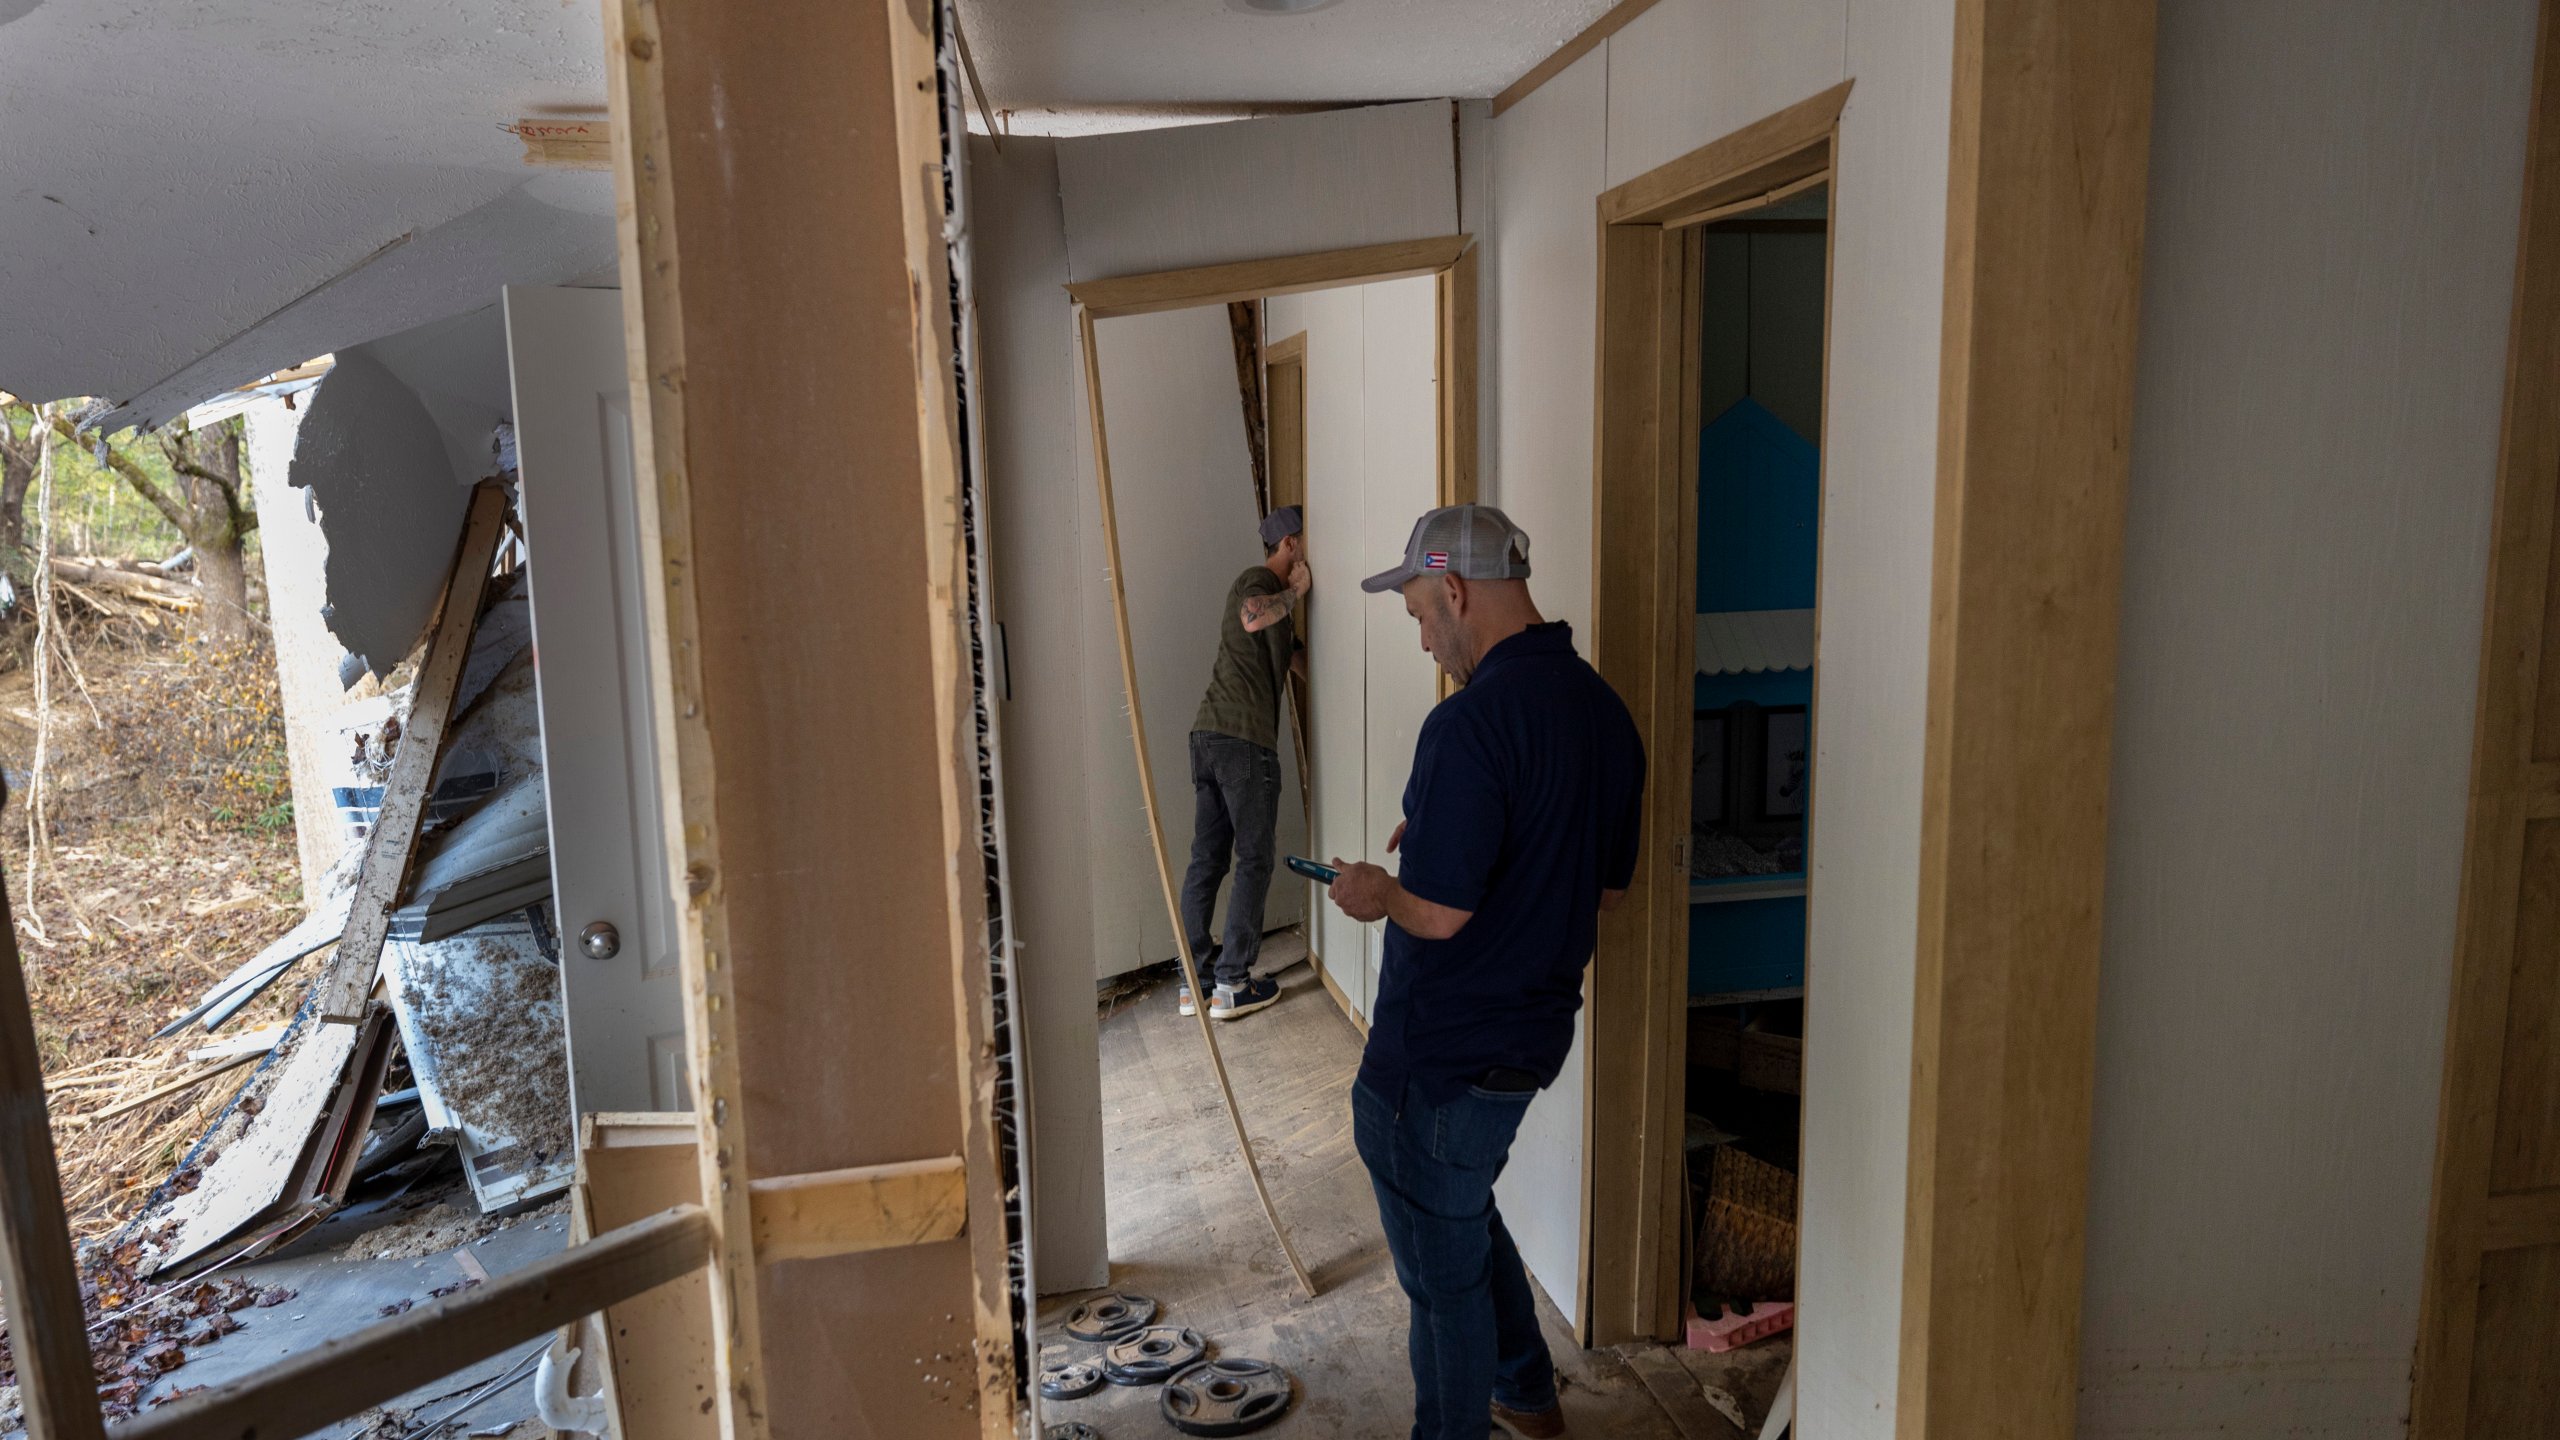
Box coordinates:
[1285,855,1341,884]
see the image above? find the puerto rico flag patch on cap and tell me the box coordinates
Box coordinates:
[1423,551,1449,570]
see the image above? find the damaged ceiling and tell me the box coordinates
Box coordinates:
[956,0,1615,121]
[0,0,614,426]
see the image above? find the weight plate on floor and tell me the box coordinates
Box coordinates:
[1045,1425,1106,1440]
[1159,1358,1295,1436]
[1038,1354,1105,1401]
[1061,1291,1159,1342]
[1101,1326,1209,1386]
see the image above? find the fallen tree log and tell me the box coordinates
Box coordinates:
[46,559,195,611]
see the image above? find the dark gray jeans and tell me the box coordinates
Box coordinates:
[1180,730,1281,989]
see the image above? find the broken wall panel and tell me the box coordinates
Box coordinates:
[382,910,575,1214]
[1054,100,1458,282]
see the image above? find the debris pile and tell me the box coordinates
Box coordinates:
[8,513,577,1420]
[136,556,572,1286]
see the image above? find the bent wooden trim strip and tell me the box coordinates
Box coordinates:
[1077,305,1316,1298]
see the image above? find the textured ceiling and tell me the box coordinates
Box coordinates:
[0,0,613,418]
[956,0,1613,118]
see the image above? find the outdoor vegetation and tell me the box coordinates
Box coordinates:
[0,399,303,1241]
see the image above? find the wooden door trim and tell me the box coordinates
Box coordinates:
[2411,3,2560,1433]
[1582,89,1845,1348]
[1897,2,2157,1436]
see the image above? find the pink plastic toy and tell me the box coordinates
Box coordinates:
[1686,1300,1795,1353]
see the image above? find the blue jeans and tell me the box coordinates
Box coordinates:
[1353,1077,1558,1440]
[1180,731,1282,988]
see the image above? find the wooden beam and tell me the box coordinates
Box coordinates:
[877,4,1023,1419]
[315,481,507,1022]
[750,1157,969,1262]
[0,877,106,1440]
[1490,0,1665,118]
[1897,2,2157,1438]
[1078,304,1316,1299]
[1067,234,1472,319]
[609,0,1021,1434]
[603,0,771,1432]
[510,117,612,170]
[117,1205,712,1440]
[2412,6,2560,1432]
[1437,241,1480,507]
[2482,1189,2560,1252]
[1598,82,1851,227]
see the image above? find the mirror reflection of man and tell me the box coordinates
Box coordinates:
[1177,503,1311,1022]
[1324,505,1646,1440]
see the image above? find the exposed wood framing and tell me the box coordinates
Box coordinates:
[1068,235,1472,319]
[750,1157,970,1261]
[316,481,508,1022]
[1898,3,2157,1438]
[883,0,1021,1422]
[1437,241,1480,507]
[1490,0,1665,118]
[1226,299,1271,513]
[0,880,105,1440]
[2411,2,2560,1432]
[121,1205,713,1440]
[1077,304,1317,1299]
[606,0,1019,1433]
[1580,87,1845,1347]
[509,117,612,170]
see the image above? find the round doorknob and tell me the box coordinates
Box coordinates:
[579,921,622,960]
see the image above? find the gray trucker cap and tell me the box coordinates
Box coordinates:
[1360,505,1533,593]
[1259,504,1303,548]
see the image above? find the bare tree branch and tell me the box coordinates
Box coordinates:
[53,414,189,535]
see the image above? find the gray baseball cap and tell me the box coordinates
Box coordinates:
[1360,505,1533,593]
[1259,504,1303,548]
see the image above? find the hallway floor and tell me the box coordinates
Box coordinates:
[1035,939,1717,1438]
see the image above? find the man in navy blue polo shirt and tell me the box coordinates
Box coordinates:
[1325,505,1645,1440]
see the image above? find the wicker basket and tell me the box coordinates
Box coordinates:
[1697,1145,1797,1301]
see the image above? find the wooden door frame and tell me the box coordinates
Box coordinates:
[2411,1,2560,1431]
[1584,21,2158,1436]
[1067,236,1479,1035]
[1583,81,1851,1349]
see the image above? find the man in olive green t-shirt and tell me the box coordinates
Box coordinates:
[1179,504,1310,1022]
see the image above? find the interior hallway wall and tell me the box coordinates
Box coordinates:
[1076,304,1312,982]
[2079,3,2535,1433]
[1265,276,1442,1017]
[1484,6,1954,1428]
[974,107,1468,1295]
[973,135,1108,1291]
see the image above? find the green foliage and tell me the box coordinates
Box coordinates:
[1,402,262,572]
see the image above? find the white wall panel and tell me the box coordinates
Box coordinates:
[973,137,1109,1291]
[1785,4,1950,1432]
[1358,276,1446,1018]
[1268,277,1444,1016]
[2078,3,2533,1433]
[1076,305,1310,983]
[1484,43,1610,1327]
[1483,1,1949,1415]
[1603,0,1850,192]
[1055,101,1459,282]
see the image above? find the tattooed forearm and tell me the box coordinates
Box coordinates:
[1240,589,1299,633]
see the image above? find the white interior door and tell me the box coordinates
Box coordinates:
[502,284,688,1115]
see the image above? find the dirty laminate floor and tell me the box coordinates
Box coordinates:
[1036,941,1697,1439]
